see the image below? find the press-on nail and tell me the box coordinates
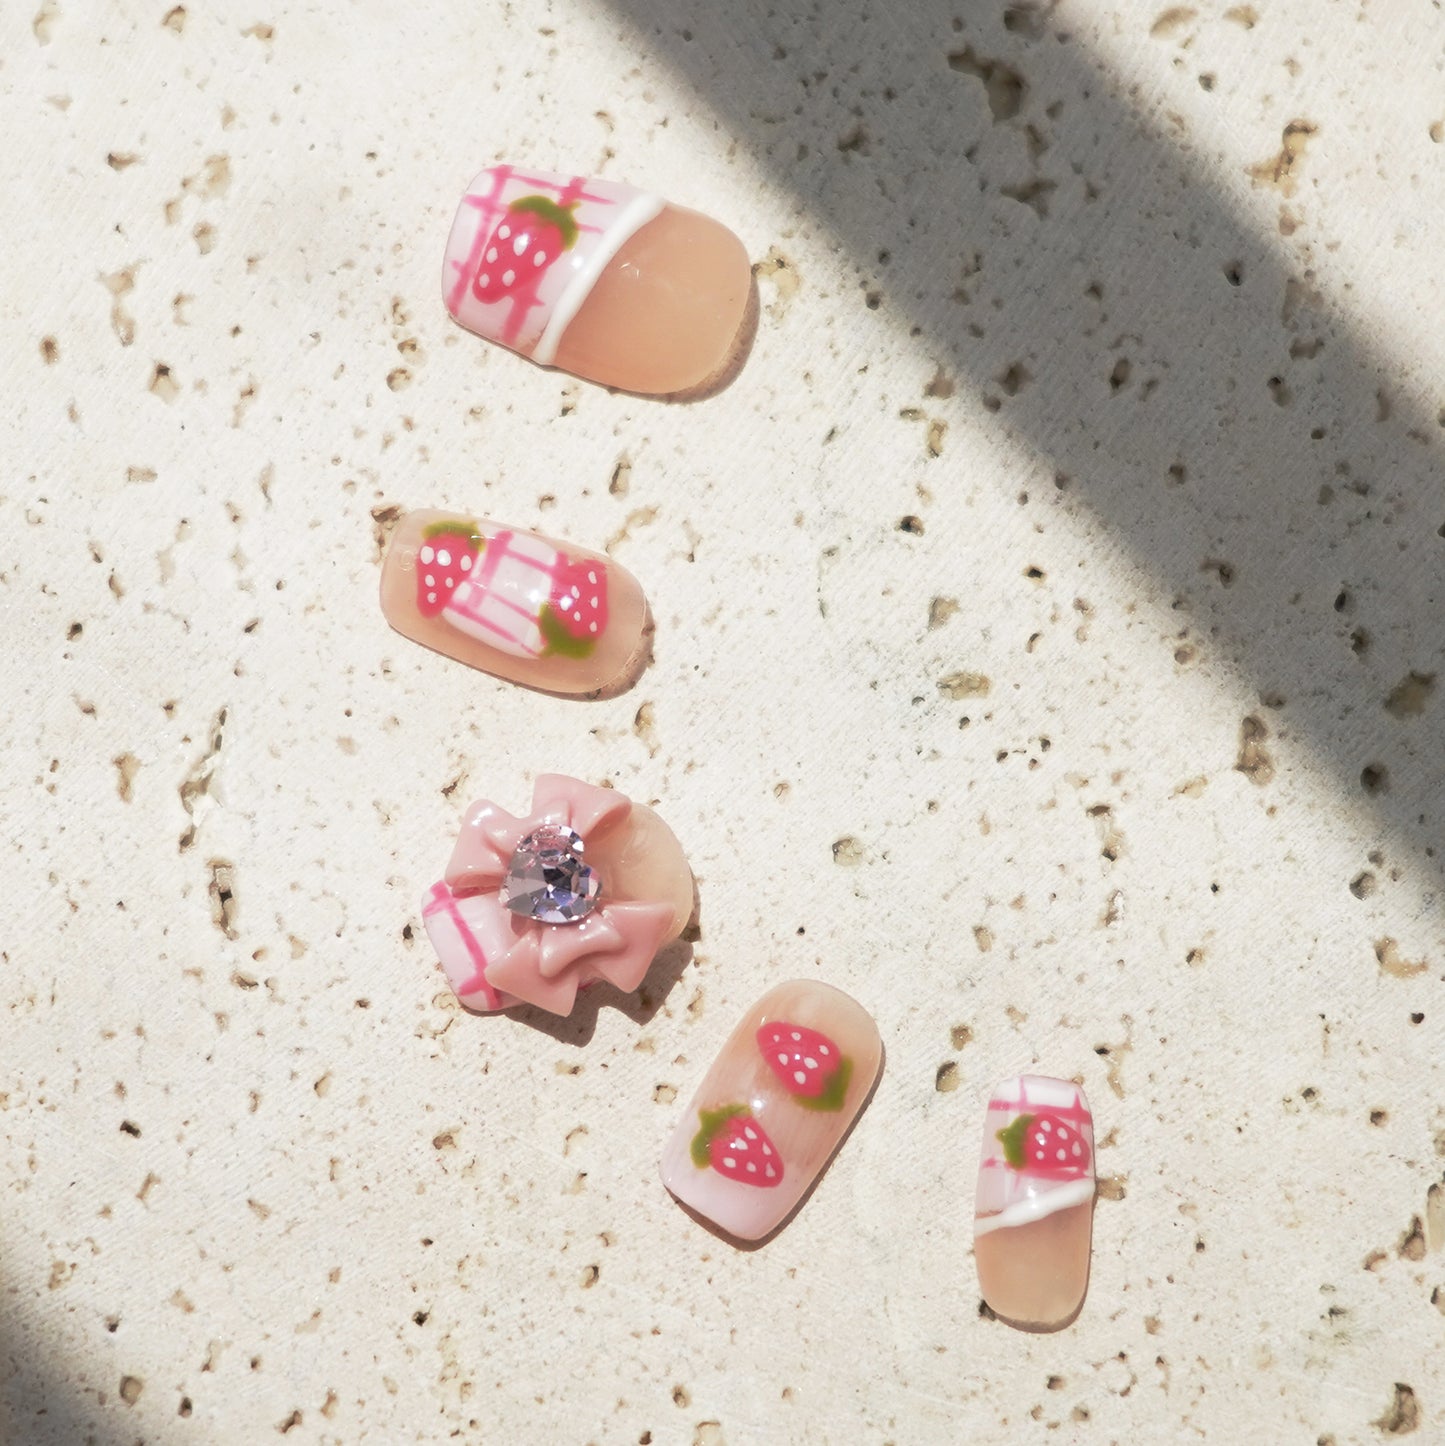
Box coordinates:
[974,1075,1095,1329]
[422,774,692,1016]
[660,980,881,1242]
[443,164,751,395]
[380,510,646,694]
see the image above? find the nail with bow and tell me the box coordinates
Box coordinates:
[422,775,693,1016]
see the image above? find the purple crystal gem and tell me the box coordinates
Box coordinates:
[500,824,600,924]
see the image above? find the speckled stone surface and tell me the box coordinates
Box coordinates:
[4,1,1444,1442]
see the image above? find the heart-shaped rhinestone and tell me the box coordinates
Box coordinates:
[499,824,600,924]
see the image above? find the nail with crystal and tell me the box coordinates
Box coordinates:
[380,509,648,695]
[443,164,752,395]
[974,1075,1096,1330]
[422,774,693,1016]
[660,980,882,1242]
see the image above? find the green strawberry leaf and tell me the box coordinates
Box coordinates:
[422,519,485,550]
[995,1113,1035,1170]
[690,1104,749,1168]
[538,602,596,659]
[508,194,581,250]
[793,1055,854,1113]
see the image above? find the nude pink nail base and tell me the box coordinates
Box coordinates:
[660,980,882,1242]
[974,1075,1096,1329]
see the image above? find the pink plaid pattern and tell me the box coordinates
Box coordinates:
[421,880,504,1011]
[443,165,656,358]
[976,1076,1094,1220]
[441,529,562,658]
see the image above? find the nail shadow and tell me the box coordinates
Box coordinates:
[666,1038,888,1252]
[498,933,696,1047]
[586,602,655,701]
[657,272,761,403]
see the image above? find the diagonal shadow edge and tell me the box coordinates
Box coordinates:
[592,0,1445,887]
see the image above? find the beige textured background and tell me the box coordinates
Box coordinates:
[4,1,1444,1441]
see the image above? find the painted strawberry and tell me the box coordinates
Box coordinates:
[757,1022,852,1112]
[415,523,483,618]
[471,195,580,304]
[996,1110,1090,1177]
[537,558,608,659]
[690,1105,783,1188]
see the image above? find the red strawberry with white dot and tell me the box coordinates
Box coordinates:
[415,525,482,618]
[690,1106,783,1188]
[757,1022,850,1110]
[549,559,608,641]
[471,195,580,304]
[996,1110,1091,1177]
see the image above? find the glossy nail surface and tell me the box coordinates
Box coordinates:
[661,980,881,1242]
[443,164,751,395]
[974,1075,1095,1329]
[422,774,692,1016]
[380,510,646,694]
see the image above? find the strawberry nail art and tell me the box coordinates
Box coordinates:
[380,509,646,695]
[421,775,693,1017]
[661,981,881,1242]
[691,1107,783,1188]
[443,164,752,395]
[974,1076,1096,1330]
[757,1022,853,1111]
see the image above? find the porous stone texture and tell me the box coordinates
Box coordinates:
[3,1,1444,1441]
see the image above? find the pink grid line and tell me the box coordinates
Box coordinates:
[423,882,502,1010]
[442,530,560,653]
[984,1098,1091,1127]
[447,602,530,650]
[981,1078,1091,1175]
[446,168,617,343]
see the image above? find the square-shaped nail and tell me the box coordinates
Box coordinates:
[380,510,647,694]
[661,980,882,1242]
[443,164,752,395]
[974,1075,1095,1329]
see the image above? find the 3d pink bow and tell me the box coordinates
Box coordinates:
[429,774,674,1015]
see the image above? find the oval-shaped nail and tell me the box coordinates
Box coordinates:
[380,510,646,694]
[422,774,693,1016]
[974,1075,1095,1329]
[661,980,882,1242]
[443,164,751,396]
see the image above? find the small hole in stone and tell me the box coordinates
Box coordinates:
[1360,763,1388,795]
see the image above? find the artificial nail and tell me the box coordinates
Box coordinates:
[443,164,752,395]
[974,1075,1095,1329]
[380,509,646,695]
[422,774,693,1016]
[660,980,882,1242]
